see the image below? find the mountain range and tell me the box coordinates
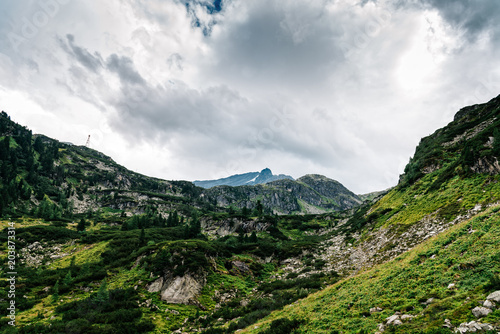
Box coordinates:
[0,94,499,333]
[194,168,294,188]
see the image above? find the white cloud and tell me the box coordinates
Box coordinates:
[1,0,500,194]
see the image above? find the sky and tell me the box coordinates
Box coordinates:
[1,0,500,194]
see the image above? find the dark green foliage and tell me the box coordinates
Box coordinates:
[484,274,500,292]
[493,128,500,156]
[144,240,218,276]
[27,288,156,334]
[259,318,304,334]
[51,280,60,302]
[77,218,86,232]
[437,201,464,222]
[0,225,80,245]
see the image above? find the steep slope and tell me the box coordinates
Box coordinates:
[240,94,500,333]
[242,203,500,333]
[194,168,293,188]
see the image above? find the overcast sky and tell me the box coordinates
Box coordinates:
[1,0,500,194]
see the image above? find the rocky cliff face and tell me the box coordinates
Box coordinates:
[400,94,500,185]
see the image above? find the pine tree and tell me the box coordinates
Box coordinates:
[51,280,60,303]
[250,231,258,243]
[77,218,86,232]
[94,279,109,304]
[139,228,146,246]
[63,270,73,286]
[493,128,500,156]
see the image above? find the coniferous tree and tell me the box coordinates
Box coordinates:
[493,128,500,156]
[95,279,109,304]
[63,270,73,287]
[51,280,60,303]
[250,231,258,243]
[139,227,146,246]
[77,218,86,232]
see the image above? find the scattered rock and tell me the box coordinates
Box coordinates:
[448,283,456,289]
[483,300,495,309]
[443,318,453,329]
[386,314,400,325]
[471,306,492,318]
[455,321,494,333]
[423,298,435,305]
[401,314,414,321]
[232,261,250,273]
[486,290,500,303]
[370,307,383,313]
[392,319,403,326]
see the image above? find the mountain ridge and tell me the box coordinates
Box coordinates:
[193,168,294,188]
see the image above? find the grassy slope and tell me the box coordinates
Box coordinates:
[241,202,500,334]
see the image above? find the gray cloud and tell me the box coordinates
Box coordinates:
[106,54,146,86]
[399,0,500,41]
[61,34,103,72]
[206,2,344,90]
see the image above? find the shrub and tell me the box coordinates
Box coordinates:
[259,318,304,334]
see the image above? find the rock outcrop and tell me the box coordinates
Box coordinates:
[147,275,205,305]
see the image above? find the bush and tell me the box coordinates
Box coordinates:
[484,274,500,292]
[259,318,304,334]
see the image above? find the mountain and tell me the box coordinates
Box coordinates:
[1,94,500,334]
[193,168,293,188]
[203,174,362,215]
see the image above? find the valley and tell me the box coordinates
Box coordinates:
[0,94,500,334]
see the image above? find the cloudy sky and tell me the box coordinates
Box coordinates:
[1,0,499,194]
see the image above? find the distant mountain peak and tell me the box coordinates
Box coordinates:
[193,168,293,188]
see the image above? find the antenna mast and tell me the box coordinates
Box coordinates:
[86,135,91,147]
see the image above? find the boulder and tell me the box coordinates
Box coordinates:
[147,277,164,293]
[160,275,204,304]
[483,299,495,309]
[401,314,414,321]
[422,298,434,305]
[471,306,492,318]
[486,290,500,303]
[456,321,494,333]
[370,307,383,313]
[392,319,403,326]
[232,260,250,273]
[385,314,400,325]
